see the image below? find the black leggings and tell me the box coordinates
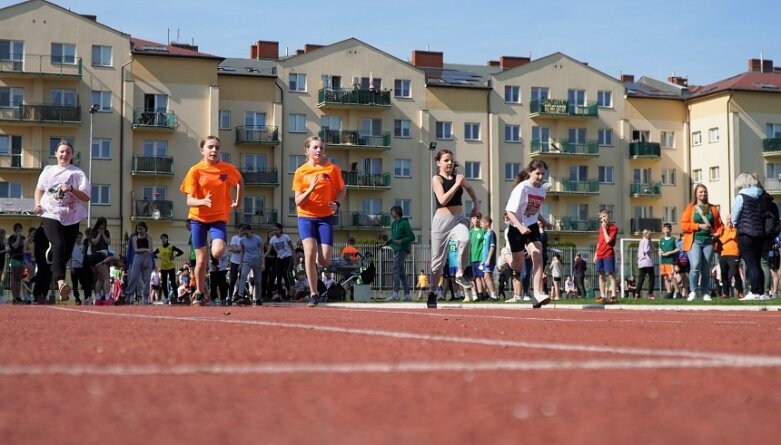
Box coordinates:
[276,256,293,294]
[41,218,79,283]
[636,266,655,295]
[161,268,177,299]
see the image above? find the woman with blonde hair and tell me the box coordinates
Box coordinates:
[680,183,723,301]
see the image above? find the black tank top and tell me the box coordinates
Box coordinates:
[436,175,463,208]
[136,236,149,250]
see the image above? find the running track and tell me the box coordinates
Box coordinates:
[1,304,780,444]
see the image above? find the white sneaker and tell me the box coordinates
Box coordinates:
[739,292,760,301]
[522,295,532,301]
[703,294,712,302]
[505,295,522,303]
[759,293,770,301]
[401,294,412,302]
[384,293,399,302]
[533,293,551,306]
[454,274,473,289]
[687,291,697,302]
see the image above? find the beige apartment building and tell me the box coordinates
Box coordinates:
[3,0,781,251]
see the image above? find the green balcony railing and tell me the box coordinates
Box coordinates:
[762,138,781,155]
[0,149,47,170]
[132,109,177,130]
[240,168,278,186]
[0,54,83,77]
[629,182,663,198]
[131,155,174,175]
[319,129,391,149]
[629,142,661,158]
[551,179,600,194]
[235,125,279,145]
[341,171,391,188]
[334,211,391,229]
[0,103,81,124]
[529,99,598,118]
[317,88,391,108]
[234,209,279,227]
[630,218,663,233]
[554,217,601,232]
[133,199,173,220]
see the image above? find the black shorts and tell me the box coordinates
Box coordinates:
[507,223,541,253]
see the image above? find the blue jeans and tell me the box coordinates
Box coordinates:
[688,239,714,293]
[392,250,410,294]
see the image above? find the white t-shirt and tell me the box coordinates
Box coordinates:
[229,235,242,265]
[505,180,546,228]
[269,233,293,259]
[36,164,90,226]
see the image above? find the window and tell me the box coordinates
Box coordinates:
[532,126,550,150]
[661,131,675,148]
[505,162,522,181]
[51,43,76,64]
[598,129,613,146]
[504,124,521,142]
[464,200,475,216]
[692,131,702,146]
[464,123,480,141]
[288,197,297,216]
[289,73,306,92]
[464,161,480,180]
[663,207,678,224]
[361,118,382,141]
[505,85,520,103]
[49,137,74,157]
[435,121,453,140]
[394,119,411,138]
[243,154,267,172]
[91,185,110,205]
[568,128,587,144]
[362,198,382,214]
[288,154,306,173]
[326,156,341,167]
[219,110,231,130]
[245,112,266,127]
[394,79,411,98]
[568,89,586,106]
[142,186,166,201]
[90,91,111,112]
[361,76,381,91]
[143,140,168,156]
[598,166,614,184]
[598,204,615,217]
[288,113,306,133]
[708,127,719,143]
[569,165,588,182]
[221,152,231,163]
[0,40,23,62]
[709,166,720,181]
[395,199,412,218]
[766,123,781,138]
[632,130,650,142]
[321,115,342,132]
[571,203,589,221]
[242,196,264,218]
[394,159,411,177]
[0,134,21,158]
[597,90,612,107]
[661,168,677,185]
[363,158,382,174]
[692,169,702,183]
[50,89,76,106]
[0,181,22,198]
[144,94,168,112]
[91,45,112,67]
[0,87,23,107]
[322,74,341,89]
[91,138,111,159]
[633,168,652,184]
[530,87,549,103]
[767,163,781,181]
[634,206,653,219]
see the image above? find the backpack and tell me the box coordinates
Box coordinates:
[761,192,781,238]
[677,250,689,267]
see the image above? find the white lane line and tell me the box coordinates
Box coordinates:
[3,355,781,377]
[47,307,781,364]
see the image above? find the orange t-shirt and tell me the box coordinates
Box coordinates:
[293,161,345,218]
[180,160,242,223]
[341,245,360,261]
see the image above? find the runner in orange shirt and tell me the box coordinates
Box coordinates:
[293,135,346,307]
[180,135,243,305]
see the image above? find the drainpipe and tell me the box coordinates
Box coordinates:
[119,56,133,239]
[726,91,734,210]
[275,79,284,227]
[486,88,492,217]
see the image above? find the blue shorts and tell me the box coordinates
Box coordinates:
[298,216,334,246]
[471,262,485,278]
[595,257,616,274]
[447,266,458,277]
[482,264,496,274]
[190,220,227,249]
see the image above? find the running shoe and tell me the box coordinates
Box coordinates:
[454,274,473,289]
[384,293,399,302]
[307,294,319,307]
[505,295,522,303]
[401,294,412,302]
[191,292,206,306]
[533,293,551,307]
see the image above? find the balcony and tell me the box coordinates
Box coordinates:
[131,109,177,131]
[630,218,663,233]
[629,182,663,198]
[131,155,175,176]
[132,199,174,220]
[763,138,781,157]
[0,104,81,125]
[341,171,391,189]
[547,179,600,196]
[0,54,82,79]
[629,142,661,159]
[529,99,598,119]
[319,129,391,151]
[241,168,278,187]
[235,125,280,146]
[0,149,47,171]
[317,88,391,109]
[0,197,35,216]
[234,209,278,228]
[530,140,599,158]
[334,211,391,230]
[548,216,601,233]
[765,177,781,196]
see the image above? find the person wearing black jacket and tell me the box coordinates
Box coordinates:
[573,252,587,297]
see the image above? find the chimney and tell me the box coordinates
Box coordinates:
[749,58,774,72]
[170,42,199,52]
[499,56,530,70]
[254,40,278,59]
[411,50,443,68]
[304,44,323,53]
[667,76,688,87]
[487,60,500,67]
[621,74,635,83]
[296,49,305,56]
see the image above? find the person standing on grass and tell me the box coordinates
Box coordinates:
[480,216,498,300]
[469,213,486,299]
[636,229,655,300]
[293,135,346,307]
[180,135,244,306]
[7,223,26,304]
[33,139,91,301]
[680,183,723,302]
[658,223,678,299]
[731,173,773,301]
[153,233,184,302]
[504,159,552,308]
[594,209,619,304]
[548,253,563,301]
[572,253,587,298]
[0,228,7,301]
[383,205,415,302]
[416,269,429,300]
[718,215,743,298]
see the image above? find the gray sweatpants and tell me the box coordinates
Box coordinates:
[430,213,470,291]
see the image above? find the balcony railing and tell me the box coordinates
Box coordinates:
[0,149,47,170]
[630,218,663,233]
[530,140,599,157]
[341,171,391,188]
[763,138,781,156]
[0,197,35,215]
[235,125,279,145]
[132,109,177,130]
[629,182,663,198]
[765,177,781,194]
[240,168,278,186]
[234,209,278,227]
[317,88,391,108]
[131,155,175,176]
[333,211,391,229]
[0,54,83,78]
[529,99,598,118]
[0,104,81,124]
[319,129,392,150]
[549,216,601,232]
[629,142,661,158]
[548,179,600,195]
[133,199,174,220]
